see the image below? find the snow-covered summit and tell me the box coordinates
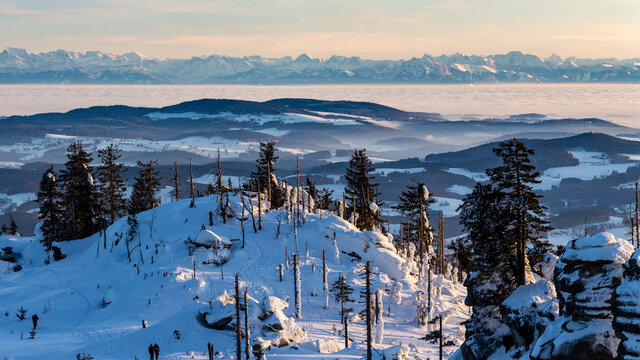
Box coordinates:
[1,47,638,84]
[0,191,468,359]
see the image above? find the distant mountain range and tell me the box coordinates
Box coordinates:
[1,48,638,84]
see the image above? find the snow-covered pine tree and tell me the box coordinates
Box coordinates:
[59,141,101,239]
[344,149,381,231]
[97,144,127,226]
[486,138,552,285]
[129,160,161,215]
[251,141,284,208]
[36,167,63,251]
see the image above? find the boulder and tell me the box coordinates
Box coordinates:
[199,292,236,330]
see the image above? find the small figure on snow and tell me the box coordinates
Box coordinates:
[153,342,160,360]
[148,344,154,360]
[31,314,39,330]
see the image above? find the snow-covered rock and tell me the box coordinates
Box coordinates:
[501,279,557,349]
[536,253,559,281]
[459,272,512,360]
[199,293,236,330]
[613,247,640,359]
[531,232,633,360]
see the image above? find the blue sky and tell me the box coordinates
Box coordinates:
[1,0,638,59]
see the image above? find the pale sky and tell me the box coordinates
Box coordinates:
[1,0,639,60]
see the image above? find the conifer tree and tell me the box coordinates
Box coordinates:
[97,144,127,225]
[0,223,6,234]
[36,167,63,250]
[173,161,180,201]
[318,188,334,211]
[125,214,138,263]
[486,139,552,285]
[393,181,435,252]
[129,160,161,215]
[8,216,18,235]
[459,183,512,290]
[344,149,380,231]
[330,273,354,325]
[305,177,317,210]
[59,141,101,239]
[251,141,284,208]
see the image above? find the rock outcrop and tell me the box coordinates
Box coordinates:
[531,233,634,360]
[613,248,640,359]
[501,279,557,349]
[459,272,513,360]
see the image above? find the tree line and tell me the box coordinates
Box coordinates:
[35,138,548,286]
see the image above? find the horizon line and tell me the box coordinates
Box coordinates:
[3,46,640,62]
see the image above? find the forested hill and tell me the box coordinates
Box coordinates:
[424,132,640,172]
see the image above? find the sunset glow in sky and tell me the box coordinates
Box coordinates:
[1,0,638,59]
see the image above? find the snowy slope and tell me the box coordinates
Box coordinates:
[0,192,468,359]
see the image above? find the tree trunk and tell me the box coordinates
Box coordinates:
[366,262,372,360]
[241,192,246,248]
[235,274,242,360]
[257,180,262,231]
[632,181,640,248]
[244,290,250,360]
[344,313,349,348]
[296,157,301,226]
[189,158,195,207]
[323,250,328,309]
[293,253,301,319]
